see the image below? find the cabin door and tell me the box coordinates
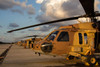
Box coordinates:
[52,31,70,55]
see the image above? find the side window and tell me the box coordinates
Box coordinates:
[57,32,69,41]
[84,33,88,44]
[47,31,59,41]
[79,33,83,44]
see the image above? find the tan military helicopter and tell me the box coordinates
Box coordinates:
[8,0,100,66]
[23,35,43,48]
[17,41,22,46]
[15,35,43,48]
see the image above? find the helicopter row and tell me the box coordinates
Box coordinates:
[9,0,100,66]
[16,35,43,49]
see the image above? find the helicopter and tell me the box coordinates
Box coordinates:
[15,35,43,48]
[22,35,43,48]
[7,0,100,66]
[16,41,22,46]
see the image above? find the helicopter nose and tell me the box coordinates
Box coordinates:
[41,42,53,53]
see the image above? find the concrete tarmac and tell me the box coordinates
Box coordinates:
[0,44,11,55]
[0,44,100,67]
[1,44,66,67]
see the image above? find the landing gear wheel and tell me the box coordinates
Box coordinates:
[69,56,75,60]
[87,55,97,66]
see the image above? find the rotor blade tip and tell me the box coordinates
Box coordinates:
[7,31,12,33]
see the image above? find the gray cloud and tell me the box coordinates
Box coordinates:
[36,14,54,22]
[0,25,2,28]
[0,36,6,42]
[9,23,19,28]
[20,31,25,33]
[27,7,35,15]
[0,37,3,41]
[0,0,20,10]
[36,0,83,32]
[0,0,35,15]
[36,0,100,32]
[28,26,54,32]
[61,0,85,17]
[29,16,32,19]
[36,0,85,20]
[11,9,23,14]
[28,29,34,31]
[34,26,52,32]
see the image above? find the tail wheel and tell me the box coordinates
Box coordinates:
[87,55,97,66]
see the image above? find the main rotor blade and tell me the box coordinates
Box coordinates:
[7,16,82,33]
[24,35,44,38]
[79,0,94,16]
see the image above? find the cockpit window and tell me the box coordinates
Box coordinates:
[57,32,69,41]
[47,31,59,41]
[84,33,88,44]
[79,33,83,44]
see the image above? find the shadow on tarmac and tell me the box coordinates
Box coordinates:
[46,63,99,67]
[46,58,100,67]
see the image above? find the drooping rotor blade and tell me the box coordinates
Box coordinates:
[7,15,84,33]
[24,35,44,38]
[79,0,95,16]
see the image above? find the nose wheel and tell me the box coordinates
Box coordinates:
[86,55,97,66]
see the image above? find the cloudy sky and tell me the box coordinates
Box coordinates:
[0,0,100,42]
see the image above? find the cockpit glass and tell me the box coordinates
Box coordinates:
[47,31,59,41]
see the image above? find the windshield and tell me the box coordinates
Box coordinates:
[47,31,59,41]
